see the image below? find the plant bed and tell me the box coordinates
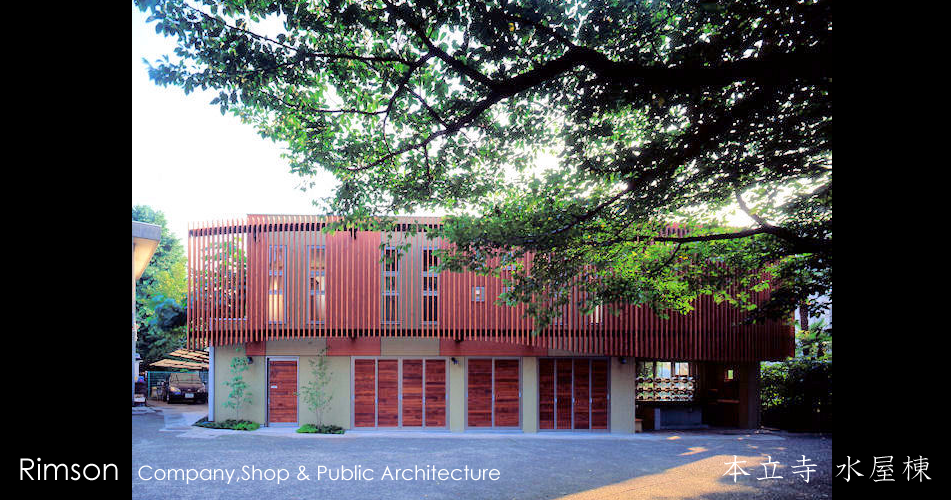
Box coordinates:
[193,417,260,431]
[296,423,345,434]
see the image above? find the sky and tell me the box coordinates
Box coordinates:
[131,5,336,246]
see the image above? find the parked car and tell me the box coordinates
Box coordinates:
[160,372,208,404]
[134,375,147,406]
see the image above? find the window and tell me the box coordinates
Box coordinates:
[383,295,399,323]
[635,361,695,402]
[308,245,326,324]
[422,247,438,324]
[725,368,735,381]
[207,239,247,320]
[590,304,603,324]
[268,245,286,323]
[471,286,485,302]
[382,247,399,324]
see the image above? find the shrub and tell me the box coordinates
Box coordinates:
[299,348,333,427]
[223,348,253,420]
[193,417,260,431]
[296,423,345,434]
[761,359,832,432]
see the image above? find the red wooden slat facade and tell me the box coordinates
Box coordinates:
[188,215,794,361]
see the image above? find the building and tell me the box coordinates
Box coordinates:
[133,220,162,404]
[190,215,793,432]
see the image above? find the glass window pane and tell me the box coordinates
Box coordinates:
[268,294,284,323]
[384,295,399,322]
[656,362,671,378]
[590,304,602,324]
[423,296,438,322]
[269,246,284,271]
[309,246,325,271]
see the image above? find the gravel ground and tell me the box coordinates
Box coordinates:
[133,414,831,499]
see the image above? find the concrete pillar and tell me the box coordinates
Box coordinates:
[448,356,465,432]
[610,357,635,433]
[738,362,762,428]
[521,357,538,433]
[208,346,215,421]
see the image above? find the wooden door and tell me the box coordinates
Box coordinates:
[538,358,555,430]
[555,359,573,429]
[377,359,400,427]
[467,359,493,427]
[573,359,590,429]
[353,359,376,427]
[267,360,297,423]
[401,359,423,427]
[494,359,520,427]
[424,359,447,427]
[591,359,609,429]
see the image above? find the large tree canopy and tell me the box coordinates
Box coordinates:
[138,0,831,328]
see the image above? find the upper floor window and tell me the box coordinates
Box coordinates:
[422,247,438,324]
[308,245,326,324]
[206,239,247,320]
[268,245,286,323]
[589,304,603,324]
[471,286,485,302]
[382,246,399,324]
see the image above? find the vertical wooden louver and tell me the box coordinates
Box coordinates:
[187,216,795,360]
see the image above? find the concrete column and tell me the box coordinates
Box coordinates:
[738,362,762,428]
[521,357,538,433]
[208,347,215,421]
[448,356,465,432]
[610,357,635,433]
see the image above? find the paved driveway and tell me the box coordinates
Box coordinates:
[132,414,831,499]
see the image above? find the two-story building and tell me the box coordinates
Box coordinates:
[189,215,793,432]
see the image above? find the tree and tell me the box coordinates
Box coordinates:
[222,347,253,420]
[138,0,832,326]
[133,205,188,364]
[299,348,334,427]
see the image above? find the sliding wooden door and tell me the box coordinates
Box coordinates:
[466,358,520,428]
[424,359,447,427]
[537,358,610,431]
[352,358,448,429]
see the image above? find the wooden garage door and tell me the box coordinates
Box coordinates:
[377,359,400,427]
[573,359,590,429]
[353,359,376,427]
[425,359,447,427]
[494,359,520,427]
[402,359,423,427]
[467,358,520,428]
[591,359,609,430]
[539,358,555,429]
[467,359,493,427]
[268,360,297,423]
[538,358,609,431]
[353,358,448,429]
